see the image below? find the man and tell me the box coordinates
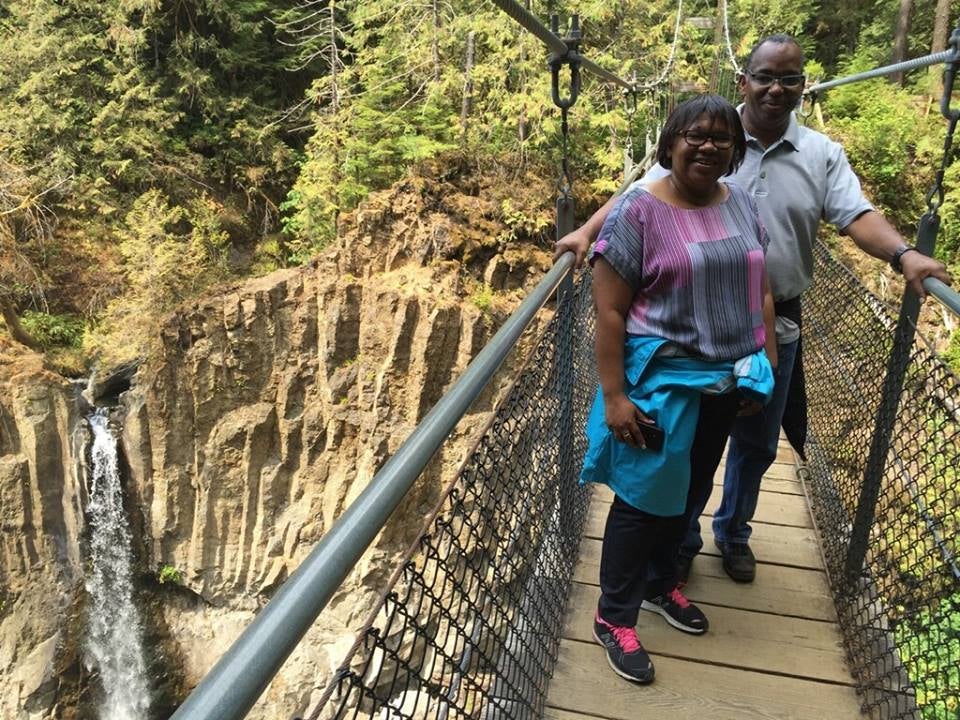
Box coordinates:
[556,34,950,588]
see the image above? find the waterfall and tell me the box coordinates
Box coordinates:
[85,410,151,719]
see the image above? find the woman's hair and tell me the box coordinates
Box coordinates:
[656,94,746,176]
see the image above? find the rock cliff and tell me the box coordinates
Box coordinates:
[0,345,87,718]
[0,166,554,719]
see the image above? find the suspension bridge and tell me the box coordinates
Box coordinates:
[167,3,960,719]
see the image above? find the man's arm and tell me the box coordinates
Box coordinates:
[553,164,668,267]
[552,195,618,268]
[845,210,951,298]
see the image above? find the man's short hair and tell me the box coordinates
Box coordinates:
[656,94,747,176]
[744,34,806,70]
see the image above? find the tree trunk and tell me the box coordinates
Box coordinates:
[891,0,912,86]
[460,31,476,137]
[0,298,41,350]
[708,3,725,94]
[929,0,951,97]
[519,0,531,143]
[432,0,441,83]
[329,0,341,235]
[931,0,951,54]
[329,0,340,114]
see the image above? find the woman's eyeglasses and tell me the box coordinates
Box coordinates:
[746,71,806,88]
[680,131,736,149]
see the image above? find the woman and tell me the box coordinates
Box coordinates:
[581,94,777,684]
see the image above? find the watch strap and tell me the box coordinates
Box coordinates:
[890,246,917,274]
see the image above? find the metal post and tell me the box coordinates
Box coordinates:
[843,24,959,585]
[843,213,938,583]
[554,197,576,562]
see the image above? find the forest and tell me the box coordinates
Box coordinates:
[0,0,957,371]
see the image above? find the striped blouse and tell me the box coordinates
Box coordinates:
[590,181,769,361]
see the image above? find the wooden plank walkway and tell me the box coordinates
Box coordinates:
[545,441,865,720]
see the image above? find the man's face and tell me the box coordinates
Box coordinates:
[738,41,805,130]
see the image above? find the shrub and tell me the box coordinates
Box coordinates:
[157,564,183,586]
[20,311,85,349]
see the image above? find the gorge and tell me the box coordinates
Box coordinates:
[0,172,554,719]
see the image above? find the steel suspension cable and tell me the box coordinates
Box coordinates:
[637,0,684,90]
[487,0,566,55]
[719,0,740,74]
[581,56,635,91]
[806,48,959,95]
[489,0,634,91]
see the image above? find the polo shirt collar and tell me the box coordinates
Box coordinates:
[737,104,801,152]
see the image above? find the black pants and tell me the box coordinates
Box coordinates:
[597,391,741,626]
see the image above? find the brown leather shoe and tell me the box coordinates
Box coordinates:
[716,541,756,582]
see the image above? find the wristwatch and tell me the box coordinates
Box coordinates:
[890,245,917,274]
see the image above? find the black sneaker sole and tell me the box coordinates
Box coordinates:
[592,628,656,684]
[640,600,708,634]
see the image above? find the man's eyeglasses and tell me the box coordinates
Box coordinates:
[680,130,736,149]
[746,71,806,88]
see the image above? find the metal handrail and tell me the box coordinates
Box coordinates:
[924,277,960,317]
[169,253,576,720]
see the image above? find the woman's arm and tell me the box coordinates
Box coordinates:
[593,257,650,448]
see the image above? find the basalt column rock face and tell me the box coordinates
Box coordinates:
[122,170,554,718]
[0,346,87,719]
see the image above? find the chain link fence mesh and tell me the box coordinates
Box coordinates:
[803,241,960,720]
[305,274,597,720]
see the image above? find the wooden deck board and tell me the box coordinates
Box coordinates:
[574,540,837,621]
[546,644,863,720]
[546,445,865,719]
[564,582,850,684]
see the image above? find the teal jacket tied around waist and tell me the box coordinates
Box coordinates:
[580,336,775,516]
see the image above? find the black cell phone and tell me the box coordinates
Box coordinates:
[637,421,665,452]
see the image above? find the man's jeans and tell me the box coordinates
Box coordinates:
[681,339,799,556]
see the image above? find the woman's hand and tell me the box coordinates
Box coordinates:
[604,392,651,448]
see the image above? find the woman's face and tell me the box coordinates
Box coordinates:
[666,113,736,198]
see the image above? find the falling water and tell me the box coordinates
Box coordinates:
[85,410,151,719]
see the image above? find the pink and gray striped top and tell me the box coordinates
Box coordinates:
[590,182,769,362]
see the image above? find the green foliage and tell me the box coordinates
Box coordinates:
[0,0,308,356]
[823,78,943,220]
[283,0,755,249]
[944,328,960,374]
[469,285,494,314]
[498,199,551,245]
[19,312,85,349]
[157,563,184,586]
[730,0,818,58]
[894,593,960,719]
[84,190,231,365]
